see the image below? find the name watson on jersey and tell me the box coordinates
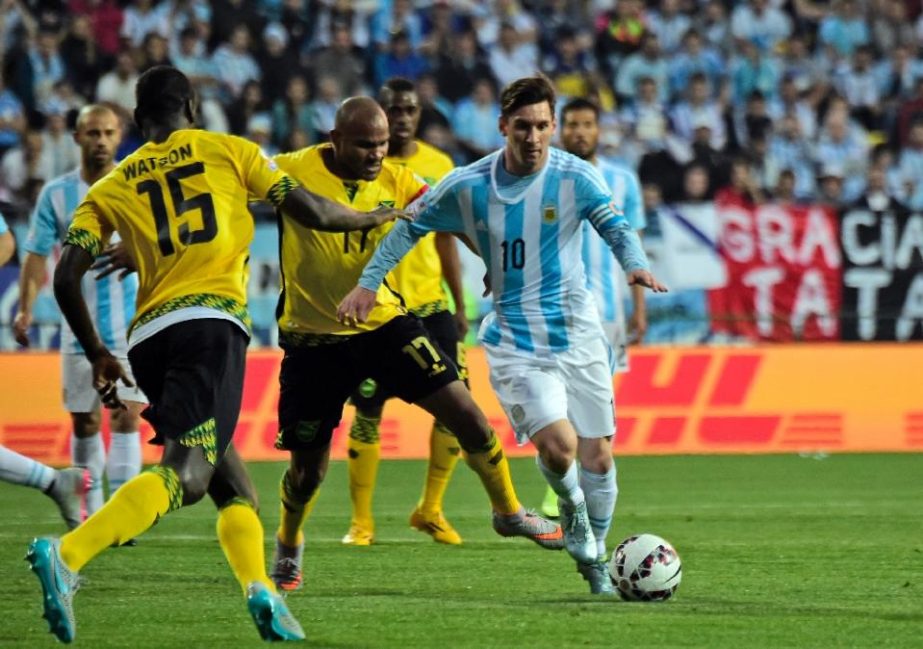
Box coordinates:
[122,143,194,180]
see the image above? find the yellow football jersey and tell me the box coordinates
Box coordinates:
[273,144,427,341]
[66,129,295,336]
[387,140,455,316]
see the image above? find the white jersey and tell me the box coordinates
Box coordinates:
[24,168,137,355]
[361,148,649,356]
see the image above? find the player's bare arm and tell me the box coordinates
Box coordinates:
[13,252,47,347]
[0,229,13,266]
[280,186,409,232]
[54,244,134,409]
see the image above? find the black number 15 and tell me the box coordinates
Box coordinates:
[136,162,217,256]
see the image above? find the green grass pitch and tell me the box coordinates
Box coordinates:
[1,454,920,648]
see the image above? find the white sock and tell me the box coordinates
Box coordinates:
[0,446,55,490]
[580,464,617,558]
[72,433,105,514]
[536,455,584,506]
[106,432,142,494]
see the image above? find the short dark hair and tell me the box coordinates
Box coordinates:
[381,77,416,97]
[560,97,599,123]
[135,65,194,123]
[500,76,556,118]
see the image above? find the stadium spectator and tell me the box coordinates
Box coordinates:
[258,22,304,105]
[717,156,766,205]
[271,74,313,150]
[871,0,916,54]
[473,0,538,49]
[452,77,504,160]
[814,107,869,202]
[0,74,26,156]
[434,29,495,104]
[857,162,905,211]
[543,26,597,100]
[309,0,372,50]
[227,79,267,137]
[40,102,79,176]
[59,15,104,102]
[28,27,66,107]
[648,0,691,55]
[681,163,713,202]
[670,73,726,150]
[818,0,870,57]
[138,32,172,73]
[488,23,540,90]
[816,163,848,208]
[594,0,648,76]
[373,30,429,88]
[95,50,138,112]
[276,0,312,55]
[768,75,818,140]
[212,23,261,100]
[694,0,730,54]
[730,40,781,105]
[772,168,798,205]
[209,0,264,50]
[308,76,343,141]
[417,0,456,61]
[615,33,668,104]
[371,0,422,52]
[621,76,669,151]
[120,0,169,49]
[730,0,792,52]
[768,114,817,200]
[0,0,37,55]
[668,29,725,100]
[307,22,368,98]
[0,130,53,204]
[68,0,123,58]
[414,72,453,133]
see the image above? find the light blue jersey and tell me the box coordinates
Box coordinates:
[0,211,7,234]
[24,168,137,355]
[582,158,645,323]
[360,148,649,355]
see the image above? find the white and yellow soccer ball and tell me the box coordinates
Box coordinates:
[608,533,682,602]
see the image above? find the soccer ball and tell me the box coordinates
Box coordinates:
[608,533,682,602]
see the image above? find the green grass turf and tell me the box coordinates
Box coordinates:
[0,454,921,648]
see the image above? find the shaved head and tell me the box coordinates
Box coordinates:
[330,96,390,181]
[76,103,119,131]
[335,96,387,132]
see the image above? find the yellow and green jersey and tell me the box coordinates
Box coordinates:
[387,140,454,316]
[273,144,427,343]
[67,129,295,338]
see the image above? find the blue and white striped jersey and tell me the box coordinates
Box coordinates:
[24,168,137,355]
[360,148,649,355]
[582,157,645,324]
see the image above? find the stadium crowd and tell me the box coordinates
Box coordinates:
[4,0,923,227]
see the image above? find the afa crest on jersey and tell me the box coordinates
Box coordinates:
[542,205,557,223]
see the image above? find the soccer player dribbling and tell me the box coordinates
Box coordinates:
[338,76,667,595]
[25,66,405,644]
[267,96,563,593]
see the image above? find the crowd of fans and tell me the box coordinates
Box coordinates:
[3,0,923,226]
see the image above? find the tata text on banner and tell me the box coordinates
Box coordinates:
[2,346,921,465]
[841,208,923,341]
[708,197,842,341]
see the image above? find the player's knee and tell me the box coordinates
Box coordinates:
[578,438,613,474]
[536,436,577,473]
[178,470,211,505]
[71,411,101,437]
[287,461,326,498]
[110,407,141,433]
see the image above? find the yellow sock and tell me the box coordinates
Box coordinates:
[464,431,521,515]
[347,412,381,528]
[419,421,460,515]
[61,466,182,571]
[217,498,275,594]
[277,469,320,547]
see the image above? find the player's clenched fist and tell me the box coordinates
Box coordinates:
[337,286,379,326]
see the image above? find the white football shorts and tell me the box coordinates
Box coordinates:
[485,335,616,445]
[62,353,148,413]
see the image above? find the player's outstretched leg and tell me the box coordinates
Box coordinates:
[417,383,563,549]
[273,446,327,592]
[0,445,91,529]
[410,421,463,545]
